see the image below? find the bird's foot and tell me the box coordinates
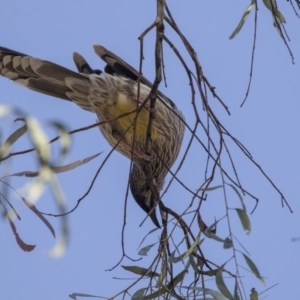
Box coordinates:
[142,102,157,114]
[122,92,157,114]
[130,149,154,163]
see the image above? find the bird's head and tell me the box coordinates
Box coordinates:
[129,165,161,228]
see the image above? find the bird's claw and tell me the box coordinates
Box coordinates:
[142,153,155,163]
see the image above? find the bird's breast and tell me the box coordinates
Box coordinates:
[96,91,161,158]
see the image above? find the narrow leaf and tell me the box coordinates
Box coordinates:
[182,287,226,300]
[50,121,71,159]
[263,0,286,23]
[229,1,255,39]
[189,255,200,274]
[69,292,102,299]
[204,227,224,243]
[22,198,56,237]
[183,232,201,259]
[216,266,234,299]
[26,117,50,163]
[157,255,167,287]
[236,208,251,234]
[234,281,240,300]
[4,153,101,178]
[168,250,185,263]
[132,288,147,300]
[137,227,159,249]
[6,213,36,252]
[0,124,27,158]
[143,270,187,300]
[3,198,21,220]
[242,254,265,284]
[48,234,67,258]
[49,153,101,173]
[226,183,246,211]
[122,265,159,277]
[138,243,156,256]
[200,185,223,191]
[197,211,208,232]
[275,10,286,23]
[48,176,68,258]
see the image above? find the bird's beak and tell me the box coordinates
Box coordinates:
[150,209,161,228]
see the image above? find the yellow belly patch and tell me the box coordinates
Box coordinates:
[106,92,159,146]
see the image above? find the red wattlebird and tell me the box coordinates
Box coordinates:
[0,45,185,227]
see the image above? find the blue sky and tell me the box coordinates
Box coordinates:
[0,1,300,299]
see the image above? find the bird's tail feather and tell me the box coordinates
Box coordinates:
[0,46,88,102]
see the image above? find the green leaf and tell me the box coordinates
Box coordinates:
[236,208,251,234]
[4,153,101,178]
[132,288,147,300]
[48,176,68,258]
[234,281,240,300]
[216,266,234,299]
[229,1,255,39]
[50,153,101,173]
[184,255,191,271]
[121,265,159,277]
[199,268,218,277]
[204,224,225,242]
[69,292,102,299]
[242,254,265,285]
[183,232,201,259]
[188,255,200,274]
[143,270,187,300]
[200,185,223,191]
[0,124,27,158]
[226,183,246,211]
[182,287,226,300]
[138,243,157,256]
[137,227,159,249]
[275,10,286,23]
[263,0,286,23]
[121,266,159,277]
[168,250,185,263]
[22,198,56,238]
[50,121,71,160]
[157,254,167,287]
[26,117,51,164]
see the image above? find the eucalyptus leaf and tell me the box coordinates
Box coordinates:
[229,1,255,39]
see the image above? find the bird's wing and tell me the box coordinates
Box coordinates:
[0,44,177,111]
[0,46,87,101]
[93,45,176,109]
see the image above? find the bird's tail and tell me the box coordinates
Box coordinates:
[0,47,96,108]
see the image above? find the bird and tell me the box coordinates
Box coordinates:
[0,44,185,228]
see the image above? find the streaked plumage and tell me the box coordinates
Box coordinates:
[0,44,185,227]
